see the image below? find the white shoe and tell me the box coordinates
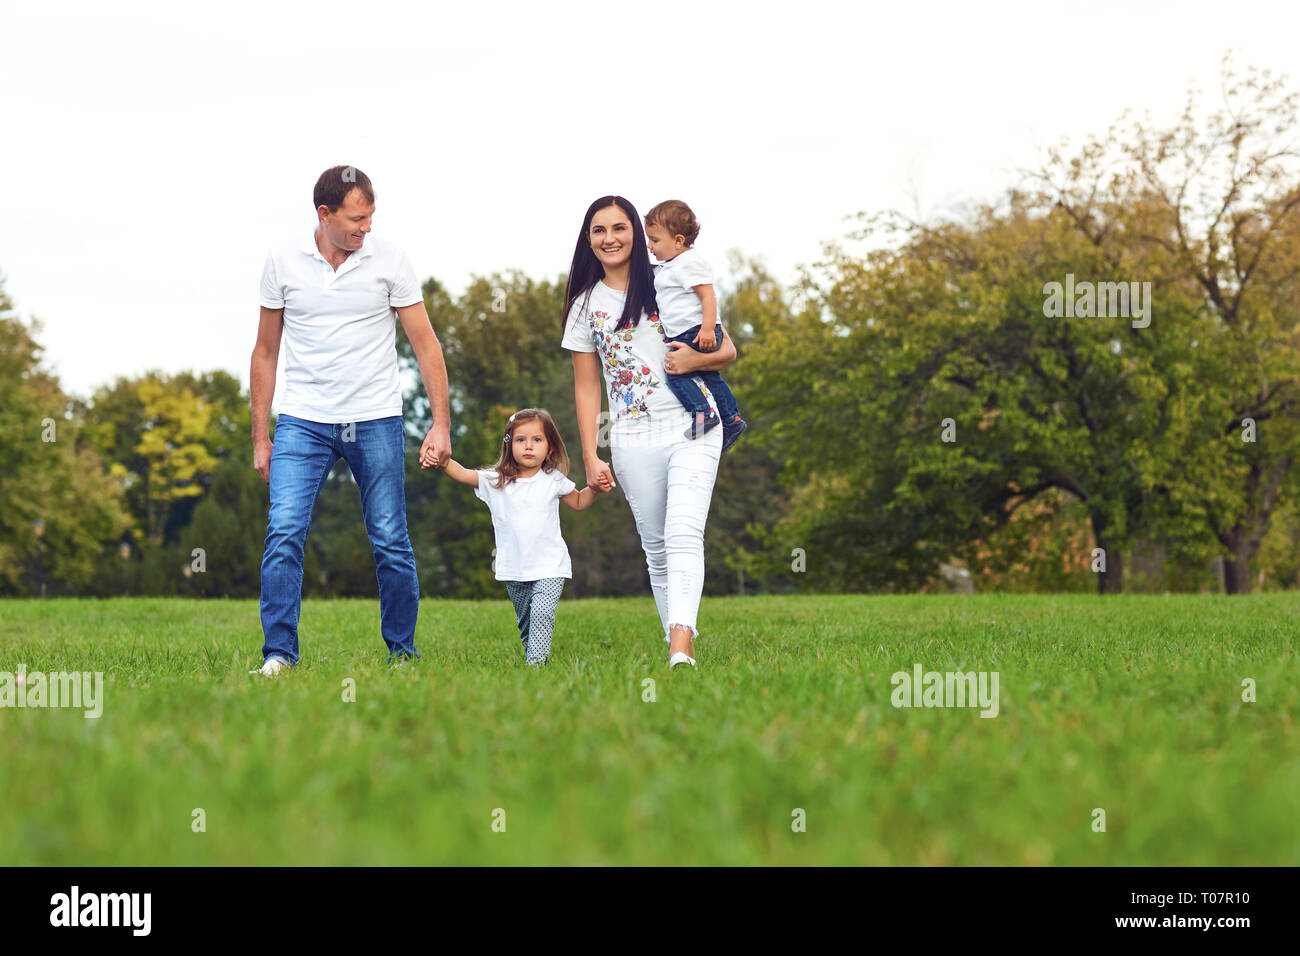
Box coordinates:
[249,658,289,676]
[669,651,696,669]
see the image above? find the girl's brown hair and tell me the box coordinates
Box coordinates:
[488,408,571,489]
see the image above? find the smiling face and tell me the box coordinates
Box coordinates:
[645,222,686,262]
[510,419,549,470]
[588,204,634,270]
[317,187,373,254]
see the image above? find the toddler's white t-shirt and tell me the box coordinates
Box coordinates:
[474,467,577,581]
[653,248,722,338]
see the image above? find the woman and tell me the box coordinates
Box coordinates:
[560,196,737,668]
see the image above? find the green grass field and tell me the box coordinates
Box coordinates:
[0,594,1295,865]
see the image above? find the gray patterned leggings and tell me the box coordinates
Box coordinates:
[503,578,566,665]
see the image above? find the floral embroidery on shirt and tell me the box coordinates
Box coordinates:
[589,309,665,421]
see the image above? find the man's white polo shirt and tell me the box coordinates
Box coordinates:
[259,231,424,424]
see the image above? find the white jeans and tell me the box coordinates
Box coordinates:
[611,426,723,644]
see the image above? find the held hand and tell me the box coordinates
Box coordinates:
[420,426,451,469]
[586,458,616,492]
[253,437,273,484]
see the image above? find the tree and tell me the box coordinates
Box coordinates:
[80,372,224,549]
[740,58,1300,595]
[182,457,270,597]
[704,256,799,595]
[744,198,1206,594]
[0,279,129,595]
[1029,54,1300,592]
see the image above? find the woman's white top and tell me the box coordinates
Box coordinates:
[474,467,577,581]
[562,280,719,448]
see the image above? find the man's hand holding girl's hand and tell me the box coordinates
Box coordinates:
[420,426,451,470]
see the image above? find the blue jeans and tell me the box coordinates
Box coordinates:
[664,324,740,422]
[260,414,419,665]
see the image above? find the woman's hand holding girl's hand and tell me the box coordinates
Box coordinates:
[585,457,616,492]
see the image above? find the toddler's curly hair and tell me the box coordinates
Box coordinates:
[644,200,700,246]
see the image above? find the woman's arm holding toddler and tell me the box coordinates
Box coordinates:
[665,332,736,374]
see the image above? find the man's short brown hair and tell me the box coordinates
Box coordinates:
[645,200,700,246]
[313,165,374,213]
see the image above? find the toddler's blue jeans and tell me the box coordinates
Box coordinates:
[663,324,740,422]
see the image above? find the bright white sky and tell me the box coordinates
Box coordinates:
[3,0,1298,400]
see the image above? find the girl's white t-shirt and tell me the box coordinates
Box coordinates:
[561,280,719,447]
[474,467,577,581]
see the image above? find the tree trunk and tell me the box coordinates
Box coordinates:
[1091,516,1124,594]
[1216,456,1290,595]
[1220,528,1255,595]
[1098,547,1124,594]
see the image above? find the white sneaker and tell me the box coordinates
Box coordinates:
[249,658,289,676]
[669,651,696,669]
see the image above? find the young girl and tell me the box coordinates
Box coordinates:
[420,408,603,665]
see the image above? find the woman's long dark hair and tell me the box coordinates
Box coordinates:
[562,195,658,333]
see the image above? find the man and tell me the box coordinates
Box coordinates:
[249,165,451,675]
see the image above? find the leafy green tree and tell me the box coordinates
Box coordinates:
[80,372,223,549]
[740,60,1300,595]
[180,457,270,597]
[1029,54,1300,592]
[0,281,129,595]
[703,256,798,595]
[744,199,1206,593]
